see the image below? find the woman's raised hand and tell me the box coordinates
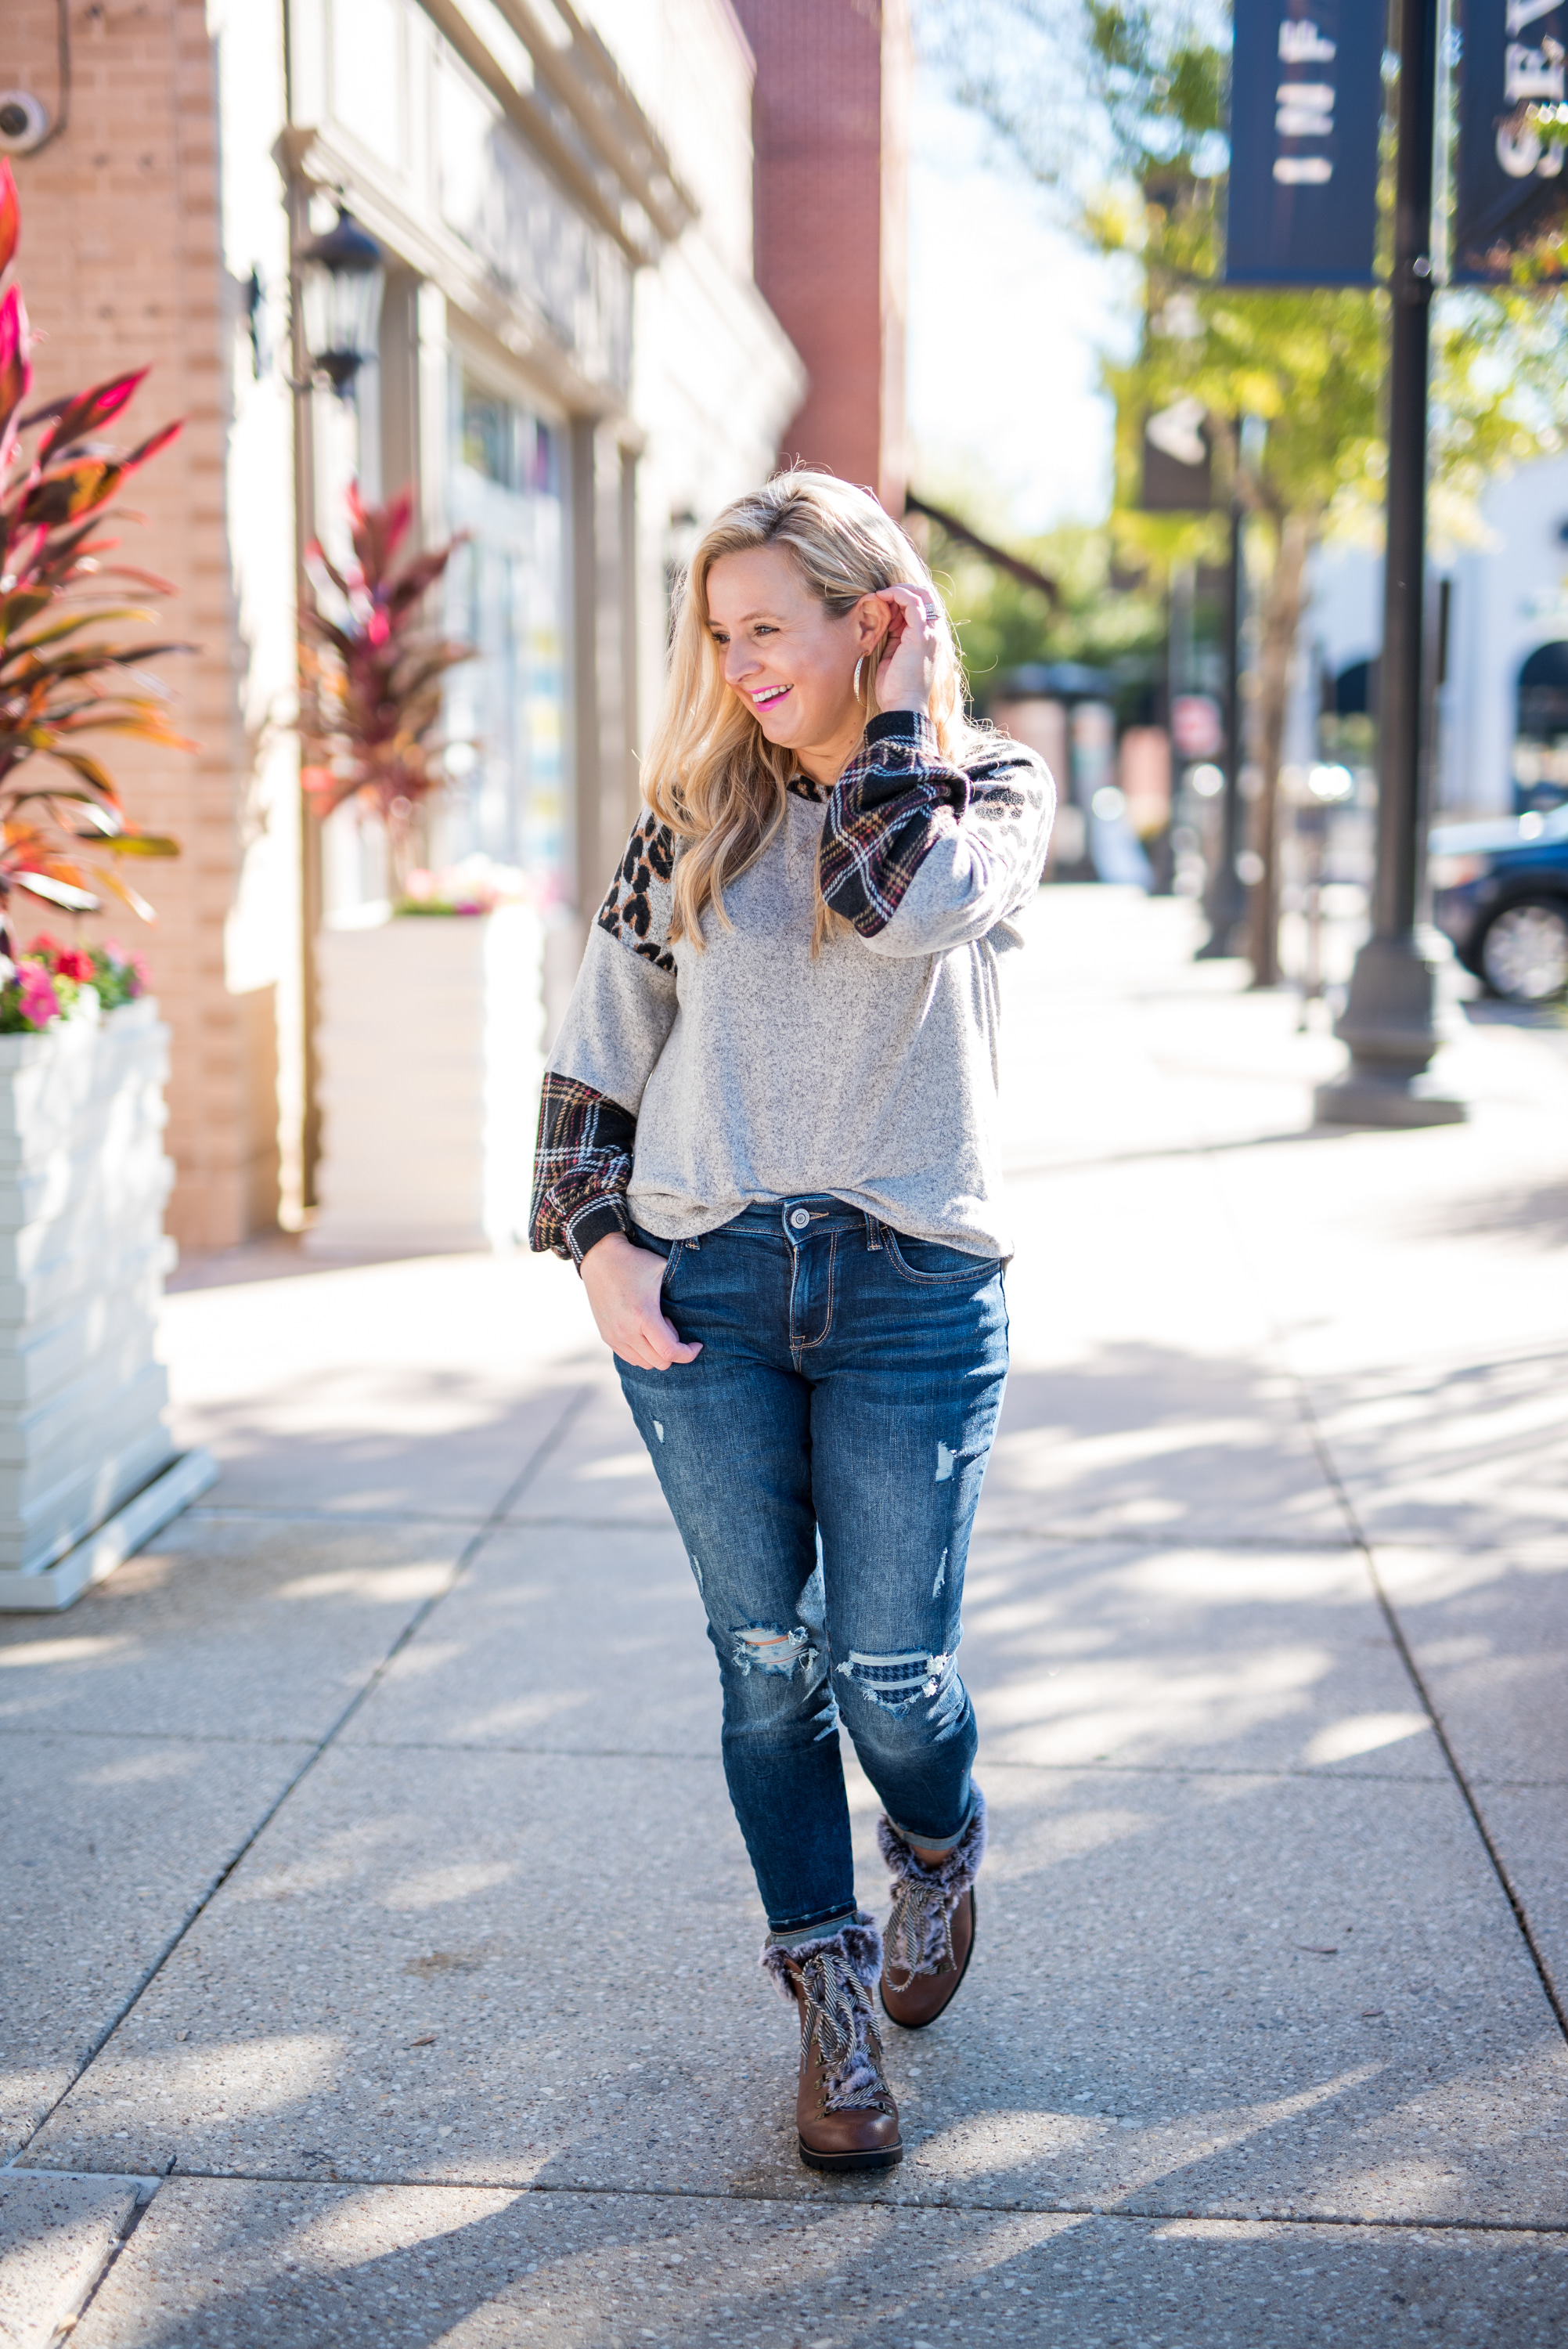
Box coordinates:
[873,583,940,717]
[579,1231,702,1371]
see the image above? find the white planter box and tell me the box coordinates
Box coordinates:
[310,904,546,1254]
[0,997,215,1610]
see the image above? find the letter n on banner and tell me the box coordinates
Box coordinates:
[1225,0,1385,284]
[1453,0,1568,281]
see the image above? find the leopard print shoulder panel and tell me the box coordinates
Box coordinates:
[597,807,678,972]
[968,773,1031,849]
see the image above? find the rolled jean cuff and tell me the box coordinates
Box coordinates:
[766,1908,861,1950]
[885,1797,976,1856]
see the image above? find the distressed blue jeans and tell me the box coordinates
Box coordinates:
[615,1197,1007,1938]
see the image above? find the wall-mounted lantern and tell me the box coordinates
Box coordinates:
[297,205,385,399]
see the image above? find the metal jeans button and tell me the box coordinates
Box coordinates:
[789,1207,811,1230]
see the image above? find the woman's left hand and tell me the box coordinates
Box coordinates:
[874,583,940,716]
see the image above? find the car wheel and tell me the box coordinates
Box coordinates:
[1479,898,1568,1002]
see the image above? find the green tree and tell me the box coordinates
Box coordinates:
[917,506,1165,695]
[919,0,1568,979]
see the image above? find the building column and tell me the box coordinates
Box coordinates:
[571,420,638,922]
[620,443,641,794]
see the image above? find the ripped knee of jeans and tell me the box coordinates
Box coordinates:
[730,1623,819,1680]
[836,1647,966,1734]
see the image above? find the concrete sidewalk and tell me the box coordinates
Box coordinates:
[2,890,1565,2347]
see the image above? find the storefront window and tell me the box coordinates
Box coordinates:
[443,373,570,901]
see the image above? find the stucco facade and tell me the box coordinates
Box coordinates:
[1306,451,1568,820]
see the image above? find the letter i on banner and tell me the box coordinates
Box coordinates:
[1225,0,1386,283]
[1453,0,1568,279]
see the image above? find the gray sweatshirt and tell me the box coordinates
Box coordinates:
[530,710,1054,1263]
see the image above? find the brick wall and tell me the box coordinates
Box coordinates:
[732,0,909,511]
[7,1,281,1247]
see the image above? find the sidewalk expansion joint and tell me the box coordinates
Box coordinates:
[16,2167,1564,2235]
[1287,1377,1568,2043]
[503,1512,677,1532]
[9,1384,597,2167]
[982,1526,1568,1557]
[974,1527,1364,1551]
[341,1737,725,1761]
[186,1505,496,1528]
[0,1724,319,1748]
[1354,1536,1568,2044]
[981,1757,1454,1784]
[38,2171,164,2348]
[1198,1143,1568,2048]
[329,1735,1454,1784]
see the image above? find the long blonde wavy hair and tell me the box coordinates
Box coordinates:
[642,470,988,948]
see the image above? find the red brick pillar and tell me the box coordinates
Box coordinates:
[6,1,282,1247]
[733,0,910,514]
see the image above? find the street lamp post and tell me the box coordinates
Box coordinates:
[1314,0,1465,1128]
[1199,499,1249,957]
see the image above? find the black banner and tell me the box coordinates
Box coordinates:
[1225,1,1386,285]
[1453,0,1568,280]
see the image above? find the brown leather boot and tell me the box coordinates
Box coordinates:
[878,1791,987,2030]
[762,1918,902,2173]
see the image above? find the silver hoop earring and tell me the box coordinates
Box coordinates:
[853,656,865,696]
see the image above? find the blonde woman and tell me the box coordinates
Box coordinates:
[531,471,1053,2173]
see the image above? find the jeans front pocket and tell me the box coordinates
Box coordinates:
[880,1229,1002,1286]
[631,1223,687,1291]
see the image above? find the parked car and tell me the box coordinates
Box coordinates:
[1429,806,1568,1001]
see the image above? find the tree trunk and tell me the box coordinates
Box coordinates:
[1246,510,1311,987]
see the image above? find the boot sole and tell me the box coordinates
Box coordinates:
[797,2137,903,2173]
[879,1889,977,2030]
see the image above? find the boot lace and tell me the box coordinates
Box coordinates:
[797,1947,889,2113]
[884,1872,957,1993]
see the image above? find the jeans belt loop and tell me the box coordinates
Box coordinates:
[865,1213,882,1251]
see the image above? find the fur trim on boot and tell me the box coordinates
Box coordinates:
[878,1789,988,1991]
[761,1915,887,2113]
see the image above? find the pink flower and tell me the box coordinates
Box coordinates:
[16,962,59,1028]
[52,947,96,982]
[0,282,34,460]
[101,940,149,994]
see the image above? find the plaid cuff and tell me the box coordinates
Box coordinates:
[530,1073,637,1266]
[820,710,969,938]
[561,1191,632,1266]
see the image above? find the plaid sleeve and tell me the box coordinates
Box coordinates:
[819,711,969,938]
[529,1074,638,1266]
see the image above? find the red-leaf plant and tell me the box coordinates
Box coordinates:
[298,483,473,901]
[0,159,187,959]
